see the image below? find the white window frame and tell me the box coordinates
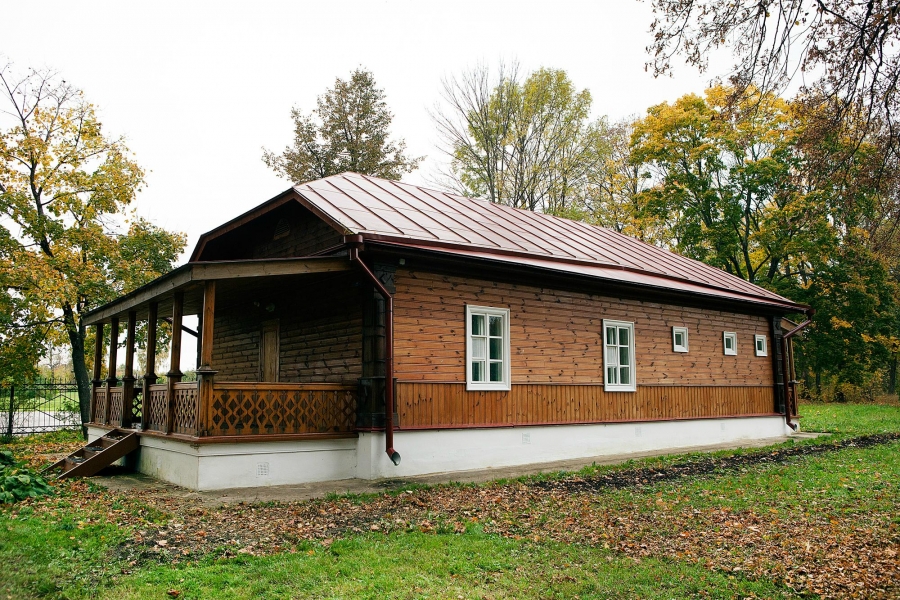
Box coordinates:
[465,305,511,391]
[754,334,768,357]
[672,326,689,353]
[603,319,636,392]
[723,331,738,356]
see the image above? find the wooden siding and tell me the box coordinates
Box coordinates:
[393,270,774,386]
[211,274,363,384]
[199,202,342,261]
[396,382,774,428]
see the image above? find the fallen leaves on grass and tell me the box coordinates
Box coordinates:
[7,434,899,599]
[106,434,900,599]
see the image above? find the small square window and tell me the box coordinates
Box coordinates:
[755,334,767,356]
[672,326,689,353]
[723,332,737,355]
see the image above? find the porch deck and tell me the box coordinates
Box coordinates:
[90,381,358,441]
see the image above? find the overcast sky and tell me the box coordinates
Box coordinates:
[3,0,734,258]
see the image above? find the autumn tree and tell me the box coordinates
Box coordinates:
[0,63,186,426]
[434,64,609,216]
[646,1,900,148]
[263,68,421,183]
[624,85,900,394]
[630,86,798,284]
[585,119,663,244]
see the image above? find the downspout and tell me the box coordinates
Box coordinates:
[348,239,401,466]
[781,309,815,430]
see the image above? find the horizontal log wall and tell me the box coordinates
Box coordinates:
[393,269,777,428]
[396,382,774,428]
[279,283,363,383]
[211,273,363,384]
[250,205,341,259]
[199,202,341,261]
[393,270,774,385]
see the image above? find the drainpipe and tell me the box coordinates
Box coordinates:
[348,240,401,466]
[781,309,815,430]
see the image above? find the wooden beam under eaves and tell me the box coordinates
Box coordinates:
[82,257,351,326]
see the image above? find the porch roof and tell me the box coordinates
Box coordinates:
[82,256,351,325]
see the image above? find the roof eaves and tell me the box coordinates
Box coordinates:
[363,236,808,312]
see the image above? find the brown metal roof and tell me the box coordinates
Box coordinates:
[292,172,804,311]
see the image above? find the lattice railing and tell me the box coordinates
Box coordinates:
[108,388,124,425]
[146,384,169,432]
[208,383,357,437]
[173,382,199,435]
[130,389,142,424]
[92,387,107,424]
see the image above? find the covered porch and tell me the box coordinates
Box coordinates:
[84,256,390,443]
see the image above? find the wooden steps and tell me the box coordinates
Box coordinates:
[45,429,140,480]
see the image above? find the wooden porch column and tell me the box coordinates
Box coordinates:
[165,292,184,434]
[121,311,137,428]
[196,281,217,437]
[104,317,119,425]
[770,316,786,415]
[90,323,104,423]
[141,302,158,430]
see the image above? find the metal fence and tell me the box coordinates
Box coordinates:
[1,378,81,437]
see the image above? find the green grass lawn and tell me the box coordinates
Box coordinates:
[103,534,793,600]
[800,400,900,434]
[2,401,899,599]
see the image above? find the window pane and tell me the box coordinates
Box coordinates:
[757,338,764,351]
[472,338,486,359]
[489,338,502,360]
[471,314,484,336]
[489,361,503,382]
[725,336,733,349]
[472,361,484,382]
[619,327,629,346]
[606,327,616,345]
[675,332,684,346]
[619,346,630,366]
[606,345,618,367]
[607,366,617,384]
[489,315,503,336]
[620,366,630,385]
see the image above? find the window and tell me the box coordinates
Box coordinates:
[672,326,689,353]
[755,334,768,356]
[603,320,636,392]
[723,331,737,356]
[466,305,510,391]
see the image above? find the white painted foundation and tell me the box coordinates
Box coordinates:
[91,416,795,490]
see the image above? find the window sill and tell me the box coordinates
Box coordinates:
[604,385,637,393]
[466,382,511,392]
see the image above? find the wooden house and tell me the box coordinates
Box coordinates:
[82,173,811,490]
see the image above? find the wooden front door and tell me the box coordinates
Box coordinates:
[260,319,280,382]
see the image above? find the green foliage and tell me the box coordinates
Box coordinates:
[0,62,186,419]
[626,85,900,394]
[263,68,421,182]
[0,450,52,504]
[437,64,609,216]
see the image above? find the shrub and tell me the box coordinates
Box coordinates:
[0,450,53,504]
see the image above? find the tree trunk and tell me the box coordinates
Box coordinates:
[889,355,898,396]
[64,306,91,438]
